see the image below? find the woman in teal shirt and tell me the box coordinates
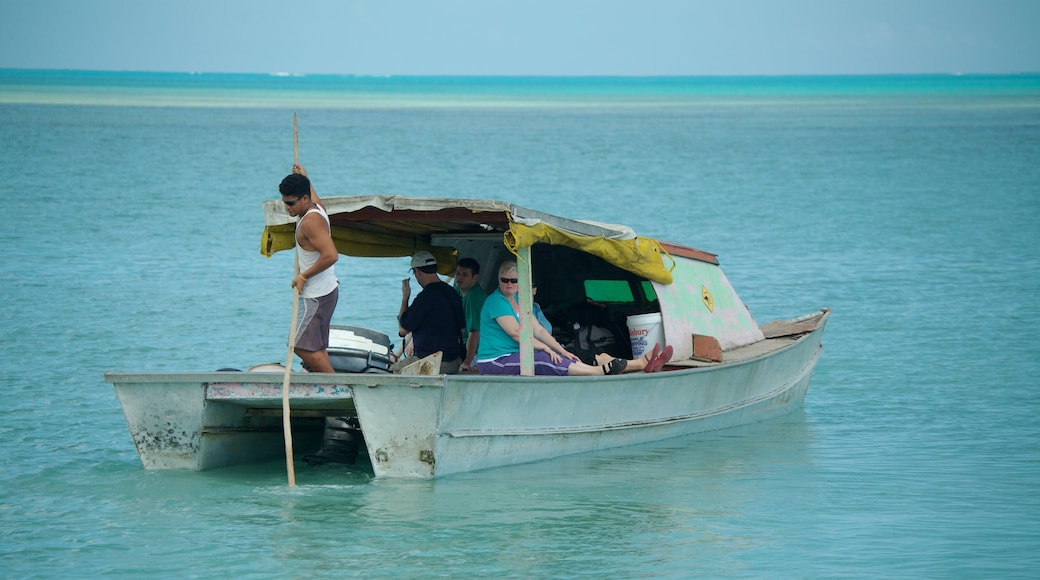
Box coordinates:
[476,261,632,376]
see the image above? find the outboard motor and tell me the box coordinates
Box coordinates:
[303,416,365,465]
[326,325,394,373]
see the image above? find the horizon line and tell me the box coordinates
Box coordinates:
[3,67,1039,79]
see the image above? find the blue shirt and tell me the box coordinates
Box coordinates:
[533,302,553,334]
[477,290,521,361]
[477,290,552,361]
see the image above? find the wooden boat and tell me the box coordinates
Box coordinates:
[105,196,829,478]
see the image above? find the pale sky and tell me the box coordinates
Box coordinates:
[1,0,1037,76]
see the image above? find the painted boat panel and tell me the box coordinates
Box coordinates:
[655,257,764,354]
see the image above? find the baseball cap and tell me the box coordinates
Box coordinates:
[409,250,437,269]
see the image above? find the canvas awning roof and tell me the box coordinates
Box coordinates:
[261,195,677,284]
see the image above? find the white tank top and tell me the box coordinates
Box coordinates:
[296,205,338,298]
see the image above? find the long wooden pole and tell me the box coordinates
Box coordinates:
[282,286,300,487]
[281,113,300,487]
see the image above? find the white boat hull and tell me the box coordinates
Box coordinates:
[106,310,828,478]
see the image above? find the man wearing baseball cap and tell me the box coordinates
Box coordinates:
[393,250,466,374]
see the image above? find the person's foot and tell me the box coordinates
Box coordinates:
[602,357,627,375]
[644,345,673,373]
[641,343,660,369]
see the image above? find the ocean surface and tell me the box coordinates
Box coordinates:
[1,70,1038,578]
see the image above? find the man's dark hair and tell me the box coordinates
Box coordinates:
[457,257,480,274]
[417,265,439,274]
[279,173,311,198]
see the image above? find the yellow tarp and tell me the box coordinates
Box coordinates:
[262,220,673,284]
[262,224,458,275]
[504,222,674,285]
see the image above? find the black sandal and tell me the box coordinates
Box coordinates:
[602,357,627,375]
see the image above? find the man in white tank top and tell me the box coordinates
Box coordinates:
[279,165,339,373]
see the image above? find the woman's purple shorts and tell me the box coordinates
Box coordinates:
[477,351,574,376]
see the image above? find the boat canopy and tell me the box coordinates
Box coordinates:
[261,195,678,285]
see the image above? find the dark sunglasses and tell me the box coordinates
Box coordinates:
[500,277,519,284]
[283,198,300,207]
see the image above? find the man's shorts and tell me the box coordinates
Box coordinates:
[292,286,339,352]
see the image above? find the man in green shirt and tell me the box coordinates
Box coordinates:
[454,257,487,372]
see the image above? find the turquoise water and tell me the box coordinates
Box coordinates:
[1,71,1038,577]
